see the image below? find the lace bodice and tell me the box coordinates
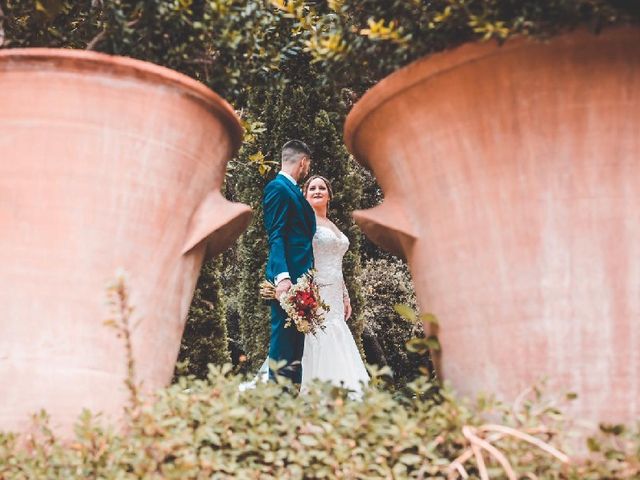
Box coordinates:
[313,225,349,287]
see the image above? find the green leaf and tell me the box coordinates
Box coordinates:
[425,336,441,351]
[406,337,429,354]
[394,304,417,322]
[398,453,422,465]
[420,313,439,326]
[599,423,625,436]
[298,435,318,447]
[586,437,600,452]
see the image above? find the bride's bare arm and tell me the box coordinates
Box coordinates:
[342,281,352,320]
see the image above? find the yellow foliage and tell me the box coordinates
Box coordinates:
[177,0,193,12]
[433,6,452,23]
[248,151,265,164]
[359,18,406,43]
[327,0,342,12]
[269,0,291,12]
[269,0,305,18]
[248,151,277,177]
[468,16,510,40]
[240,116,266,144]
[305,32,347,60]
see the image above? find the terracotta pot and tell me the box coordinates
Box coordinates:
[0,49,251,433]
[345,28,640,425]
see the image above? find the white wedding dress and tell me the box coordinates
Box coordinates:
[301,225,369,395]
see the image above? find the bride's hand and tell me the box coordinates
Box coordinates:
[344,297,352,320]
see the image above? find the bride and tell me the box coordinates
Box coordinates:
[300,175,369,394]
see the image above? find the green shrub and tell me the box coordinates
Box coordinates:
[1,367,639,479]
[175,258,231,379]
[359,257,429,388]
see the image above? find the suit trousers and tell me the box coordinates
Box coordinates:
[268,301,305,384]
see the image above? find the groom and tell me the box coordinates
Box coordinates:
[263,140,316,384]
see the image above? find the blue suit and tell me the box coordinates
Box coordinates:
[263,174,316,383]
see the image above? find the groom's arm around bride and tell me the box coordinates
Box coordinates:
[262,140,316,384]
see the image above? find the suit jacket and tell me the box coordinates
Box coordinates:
[263,174,316,284]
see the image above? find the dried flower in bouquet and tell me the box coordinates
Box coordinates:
[260,270,329,335]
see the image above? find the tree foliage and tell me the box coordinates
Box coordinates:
[5,1,636,98]
[2,0,301,101]
[277,0,640,87]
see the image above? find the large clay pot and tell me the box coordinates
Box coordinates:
[345,28,640,425]
[0,49,251,433]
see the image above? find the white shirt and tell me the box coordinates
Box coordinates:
[278,170,297,187]
[274,172,298,284]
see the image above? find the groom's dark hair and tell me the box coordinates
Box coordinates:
[281,139,312,164]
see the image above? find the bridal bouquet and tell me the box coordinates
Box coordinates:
[260,270,329,335]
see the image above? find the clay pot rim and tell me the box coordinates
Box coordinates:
[343,36,508,169]
[0,48,243,153]
[343,27,636,169]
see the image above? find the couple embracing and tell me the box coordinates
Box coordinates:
[263,140,369,394]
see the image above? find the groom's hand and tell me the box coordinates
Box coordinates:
[275,279,292,299]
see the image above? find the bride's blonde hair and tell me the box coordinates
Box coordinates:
[303,175,334,209]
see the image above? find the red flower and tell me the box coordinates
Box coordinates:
[298,291,311,301]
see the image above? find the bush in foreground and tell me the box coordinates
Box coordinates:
[1,366,638,479]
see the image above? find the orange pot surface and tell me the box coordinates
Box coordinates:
[346,28,640,426]
[0,49,251,433]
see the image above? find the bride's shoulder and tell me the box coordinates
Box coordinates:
[316,221,348,240]
[330,220,347,235]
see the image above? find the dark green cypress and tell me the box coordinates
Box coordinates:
[174,258,231,379]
